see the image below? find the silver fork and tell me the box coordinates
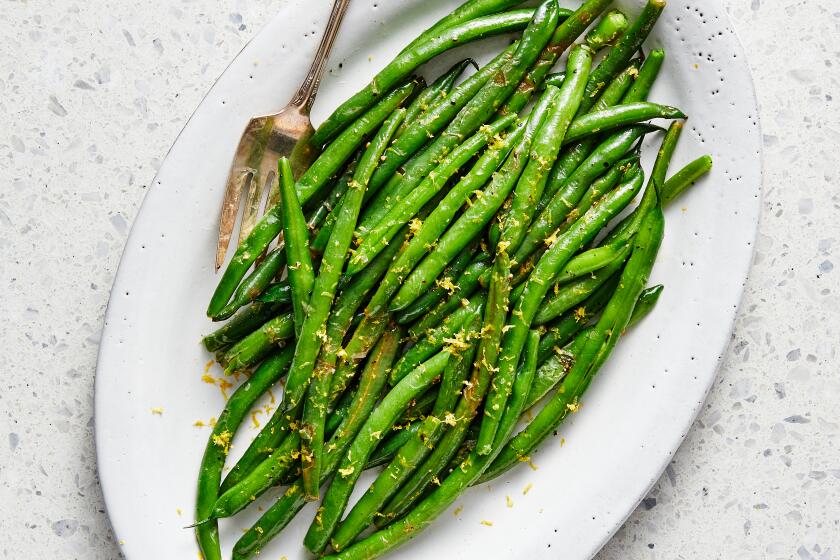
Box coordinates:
[215,0,352,271]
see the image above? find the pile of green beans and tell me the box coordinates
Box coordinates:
[194,2,713,559]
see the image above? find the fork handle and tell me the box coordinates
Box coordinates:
[290,0,353,113]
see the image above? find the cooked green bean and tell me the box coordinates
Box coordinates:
[279,157,315,336]
[662,155,713,204]
[202,302,280,352]
[194,349,293,560]
[220,313,294,373]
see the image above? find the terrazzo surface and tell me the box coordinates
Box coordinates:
[1,1,838,558]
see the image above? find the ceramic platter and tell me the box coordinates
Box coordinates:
[95,1,761,558]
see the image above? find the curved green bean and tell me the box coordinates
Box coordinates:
[279,157,314,336]
[194,349,292,560]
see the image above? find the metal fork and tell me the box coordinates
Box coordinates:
[215,0,352,271]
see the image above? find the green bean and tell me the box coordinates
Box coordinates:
[364,423,421,471]
[194,349,292,560]
[282,110,405,414]
[662,155,713,205]
[214,249,287,320]
[220,313,294,373]
[584,9,629,51]
[499,0,613,115]
[499,45,592,254]
[351,114,516,271]
[389,91,554,313]
[232,332,400,560]
[327,316,389,405]
[628,284,665,327]
[625,48,665,102]
[312,9,537,147]
[513,125,655,267]
[406,258,492,336]
[560,241,629,284]
[388,294,485,386]
[410,0,531,48]
[476,168,643,454]
[491,329,539,450]
[361,2,560,232]
[202,302,280,352]
[578,0,666,114]
[377,252,510,525]
[484,204,665,482]
[303,351,451,554]
[394,244,478,326]
[255,282,291,304]
[396,59,475,138]
[526,337,581,410]
[277,157,315,337]
[563,102,685,144]
[330,317,481,551]
[208,83,417,318]
[311,154,365,255]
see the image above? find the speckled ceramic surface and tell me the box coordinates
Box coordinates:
[91,1,759,558]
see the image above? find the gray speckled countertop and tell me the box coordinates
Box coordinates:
[2,1,838,558]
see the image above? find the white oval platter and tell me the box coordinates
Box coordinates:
[95,1,762,558]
